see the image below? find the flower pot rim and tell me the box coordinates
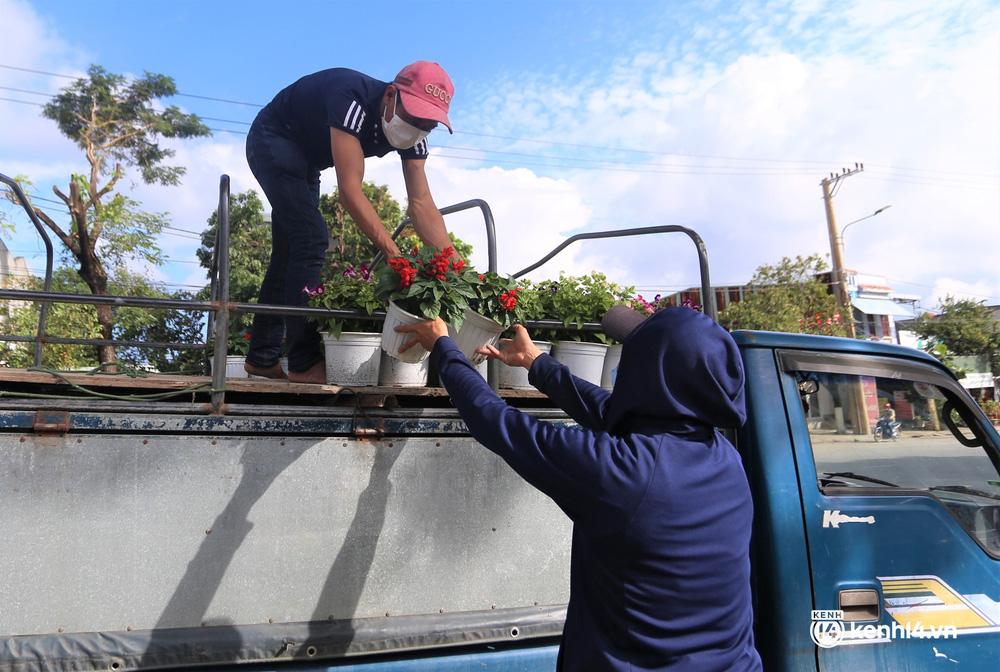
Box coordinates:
[322,331,383,340]
[554,340,611,349]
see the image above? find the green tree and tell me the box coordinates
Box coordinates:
[0,267,101,370]
[1,266,206,373]
[911,297,1000,373]
[196,185,476,352]
[7,65,210,363]
[196,190,271,341]
[719,254,849,337]
[319,182,404,274]
[317,182,474,275]
[112,267,206,374]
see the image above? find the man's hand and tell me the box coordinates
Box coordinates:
[395,317,449,354]
[477,324,542,370]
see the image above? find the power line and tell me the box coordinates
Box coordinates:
[5,62,996,183]
[0,64,77,79]
[0,95,43,107]
[438,145,825,174]
[433,152,819,177]
[861,173,998,192]
[0,85,53,97]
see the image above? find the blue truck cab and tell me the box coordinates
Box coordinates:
[737,330,1000,670]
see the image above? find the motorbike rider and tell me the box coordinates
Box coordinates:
[877,402,898,437]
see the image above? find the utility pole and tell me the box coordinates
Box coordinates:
[820,163,863,339]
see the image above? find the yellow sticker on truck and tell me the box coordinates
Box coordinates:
[879,575,1000,634]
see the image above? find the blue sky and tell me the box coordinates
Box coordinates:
[1,0,998,310]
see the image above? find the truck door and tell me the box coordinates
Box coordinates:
[779,350,1000,670]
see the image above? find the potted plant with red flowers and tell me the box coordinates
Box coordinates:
[304,265,384,385]
[374,245,481,362]
[453,271,528,365]
[492,281,556,389]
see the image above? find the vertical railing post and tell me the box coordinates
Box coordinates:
[475,199,501,391]
[210,176,231,414]
[0,173,54,366]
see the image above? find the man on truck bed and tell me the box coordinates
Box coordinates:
[396,306,762,671]
[244,61,456,383]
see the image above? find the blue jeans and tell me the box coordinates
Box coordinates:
[244,116,327,373]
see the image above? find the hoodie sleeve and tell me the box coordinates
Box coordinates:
[527,353,613,432]
[432,338,651,533]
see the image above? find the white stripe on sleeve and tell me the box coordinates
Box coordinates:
[344,101,366,133]
[344,101,359,129]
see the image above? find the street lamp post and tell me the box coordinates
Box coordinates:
[821,167,865,338]
[838,206,892,253]
[830,204,892,337]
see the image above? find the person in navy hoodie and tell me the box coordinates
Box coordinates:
[395,305,762,671]
[244,62,456,383]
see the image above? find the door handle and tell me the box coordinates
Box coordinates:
[839,589,880,621]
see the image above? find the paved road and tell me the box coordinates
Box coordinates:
[808,429,1000,493]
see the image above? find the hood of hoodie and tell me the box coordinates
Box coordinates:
[605,307,746,435]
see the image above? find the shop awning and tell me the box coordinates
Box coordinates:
[851,297,915,318]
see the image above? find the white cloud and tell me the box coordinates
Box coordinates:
[0,0,89,161]
[365,154,591,280]
[447,0,1000,307]
[929,278,999,308]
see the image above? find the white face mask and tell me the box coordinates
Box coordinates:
[382,95,430,150]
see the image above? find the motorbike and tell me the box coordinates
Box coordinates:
[874,418,901,442]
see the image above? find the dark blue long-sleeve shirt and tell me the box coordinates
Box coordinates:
[431,307,762,671]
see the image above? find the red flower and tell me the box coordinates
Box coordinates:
[498,291,518,311]
[453,259,466,272]
[424,251,451,279]
[388,257,417,289]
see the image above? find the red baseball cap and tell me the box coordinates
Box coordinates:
[392,61,454,133]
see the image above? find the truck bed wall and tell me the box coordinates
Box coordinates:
[0,408,572,670]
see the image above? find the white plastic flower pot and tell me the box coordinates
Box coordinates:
[552,341,610,386]
[601,344,623,391]
[499,341,552,390]
[209,355,250,379]
[378,349,430,387]
[322,332,381,386]
[450,309,504,365]
[381,301,430,363]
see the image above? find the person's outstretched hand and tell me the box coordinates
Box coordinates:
[395,317,449,354]
[477,324,543,370]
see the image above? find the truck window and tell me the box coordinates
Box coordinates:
[794,369,1000,557]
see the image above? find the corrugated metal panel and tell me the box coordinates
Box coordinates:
[0,428,572,642]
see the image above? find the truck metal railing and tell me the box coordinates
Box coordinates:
[513,225,715,322]
[1,171,714,411]
[369,199,498,273]
[0,173,54,366]
[0,174,505,408]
